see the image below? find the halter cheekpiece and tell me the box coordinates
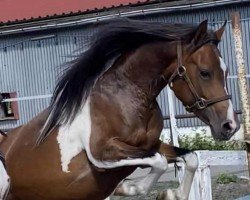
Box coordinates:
[168,41,231,112]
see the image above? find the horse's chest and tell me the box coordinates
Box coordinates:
[57,99,92,173]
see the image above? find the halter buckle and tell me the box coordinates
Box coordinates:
[177,66,186,77]
[197,98,207,110]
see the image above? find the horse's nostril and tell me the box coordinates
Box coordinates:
[221,120,233,135]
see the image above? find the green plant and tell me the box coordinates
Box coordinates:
[179,133,246,151]
[216,173,239,184]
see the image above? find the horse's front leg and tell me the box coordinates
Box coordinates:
[112,142,191,197]
[92,136,169,193]
[113,153,168,196]
[91,103,191,197]
[156,148,198,200]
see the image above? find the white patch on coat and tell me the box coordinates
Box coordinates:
[57,126,83,172]
[57,100,89,173]
[57,98,168,173]
[0,161,10,199]
[219,57,237,131]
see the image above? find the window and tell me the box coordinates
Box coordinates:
[0,92,19,120]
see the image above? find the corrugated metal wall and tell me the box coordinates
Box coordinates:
[0,2,249,130]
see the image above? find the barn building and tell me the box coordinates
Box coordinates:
[0,0,249,141]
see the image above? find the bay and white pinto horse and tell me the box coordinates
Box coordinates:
[0,19,239,200]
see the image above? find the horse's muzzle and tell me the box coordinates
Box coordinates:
[211,119,240,141]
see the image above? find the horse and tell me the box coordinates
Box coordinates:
[0,19,240,200]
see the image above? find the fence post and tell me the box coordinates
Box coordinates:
[231,12,250,171]
[167,86,179,147]
[186,151,212,200]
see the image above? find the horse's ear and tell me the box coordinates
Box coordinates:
[215,20,227,40]
[191,20,208,45]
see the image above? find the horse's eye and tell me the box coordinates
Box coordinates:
[200,70,211,80]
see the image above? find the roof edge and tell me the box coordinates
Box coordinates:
[0,0,249,36]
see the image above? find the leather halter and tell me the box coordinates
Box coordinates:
[168,41,231,113]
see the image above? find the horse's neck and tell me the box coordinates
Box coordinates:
[118,42,176,100]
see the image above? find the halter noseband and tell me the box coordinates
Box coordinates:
[168,41,231,113]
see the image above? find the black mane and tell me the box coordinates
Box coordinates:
[37,18,217,144]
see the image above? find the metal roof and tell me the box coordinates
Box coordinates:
[0,0,154,23]
[2,0,245,25]
[0,0,248,36]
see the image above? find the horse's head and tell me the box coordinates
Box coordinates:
[169,20,240,141]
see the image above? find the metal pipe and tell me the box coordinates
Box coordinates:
[163,110,242,120]
[167,86,179,146]
[0,0,249,36]
[231,12,250,172]
[30,35,55,41]
[1,94,52,102]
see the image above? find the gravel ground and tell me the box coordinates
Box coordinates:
[111,179,250,200]
[212,179,250,200]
